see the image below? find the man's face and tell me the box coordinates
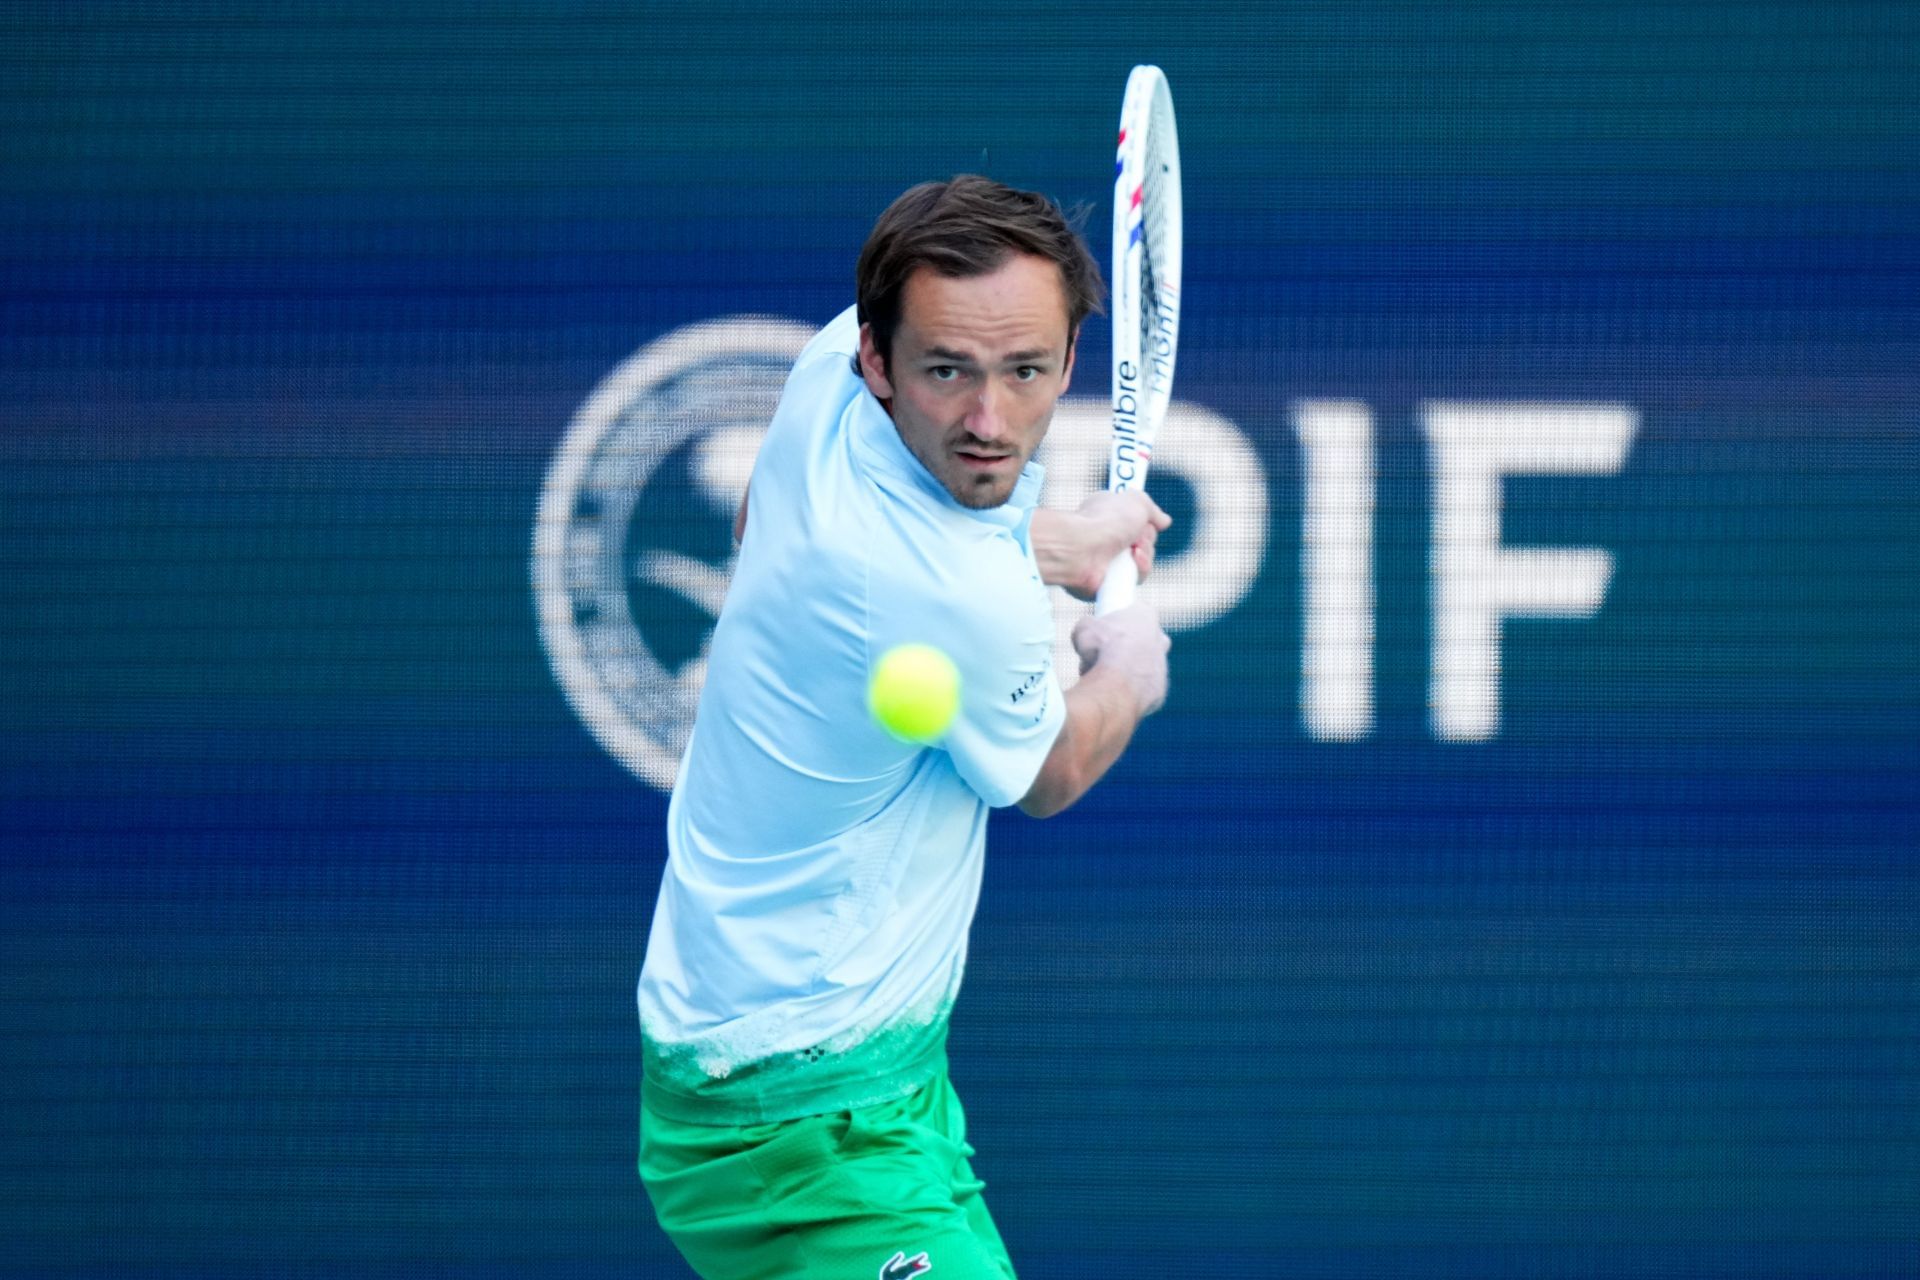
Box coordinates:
[859,253,1076,509]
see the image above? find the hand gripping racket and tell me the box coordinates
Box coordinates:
[1095,64,1184,615]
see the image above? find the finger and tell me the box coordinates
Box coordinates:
[1130,521,1159,575]
[1070,612,1101,650]
[1069,619,1103,673]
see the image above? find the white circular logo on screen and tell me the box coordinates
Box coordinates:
[532,317,815,791]
[533,316,1268,792]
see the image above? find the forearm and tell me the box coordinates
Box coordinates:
[1018,664,1148,818]
[1028,508,1095,594]
[1029,494,1168,601]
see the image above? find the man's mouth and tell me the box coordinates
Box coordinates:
[954,448,1013,471]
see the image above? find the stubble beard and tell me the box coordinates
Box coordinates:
[948,469,1016,510]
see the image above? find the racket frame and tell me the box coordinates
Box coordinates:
[1096,64,1183,614]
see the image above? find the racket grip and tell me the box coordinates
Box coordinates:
[1093,548,1138,615]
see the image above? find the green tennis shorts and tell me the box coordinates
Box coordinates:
[639,1067,1017,1280]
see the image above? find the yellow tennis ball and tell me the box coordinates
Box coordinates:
[868,643,961,744]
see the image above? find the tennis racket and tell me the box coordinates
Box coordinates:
[1095,64,1184,615]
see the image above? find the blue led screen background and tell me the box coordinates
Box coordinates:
[4,4,1917,1277]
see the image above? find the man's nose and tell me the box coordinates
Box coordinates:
[964,380,1010,440]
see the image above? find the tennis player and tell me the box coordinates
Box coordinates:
[637,175,1172,1280]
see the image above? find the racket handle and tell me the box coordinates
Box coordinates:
[1094,548,1138,615]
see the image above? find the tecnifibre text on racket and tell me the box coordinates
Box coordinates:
[1096,64,1183,615]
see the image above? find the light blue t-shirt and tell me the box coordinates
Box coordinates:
[637,306,1065,1123]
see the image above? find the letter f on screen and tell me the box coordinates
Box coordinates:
[1424,403,1639,742]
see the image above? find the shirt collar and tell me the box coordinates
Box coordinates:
[849,384,1045,531]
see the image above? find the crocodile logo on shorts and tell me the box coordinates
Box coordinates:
[879,1249,932,1280]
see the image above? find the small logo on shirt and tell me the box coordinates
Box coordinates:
[880,1249,932,1280]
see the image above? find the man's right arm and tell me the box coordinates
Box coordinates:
[1018,604,1170,819]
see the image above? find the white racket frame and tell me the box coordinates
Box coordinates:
[1096,64,1184,614]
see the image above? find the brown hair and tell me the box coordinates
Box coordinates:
[854,174,1104,373]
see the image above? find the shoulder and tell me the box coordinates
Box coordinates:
[752,306,867,487]
[788,305,861,387]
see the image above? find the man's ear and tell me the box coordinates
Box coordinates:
[1060,328,1078,395]
[858,324,895,401]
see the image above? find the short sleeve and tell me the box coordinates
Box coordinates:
[945,626,1065,807]
[867,558,1065,810]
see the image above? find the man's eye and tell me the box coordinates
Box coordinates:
[1014,366,1040,381]
[929,366,958,382]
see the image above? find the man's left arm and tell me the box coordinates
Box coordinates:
[1030,491,1171,600]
